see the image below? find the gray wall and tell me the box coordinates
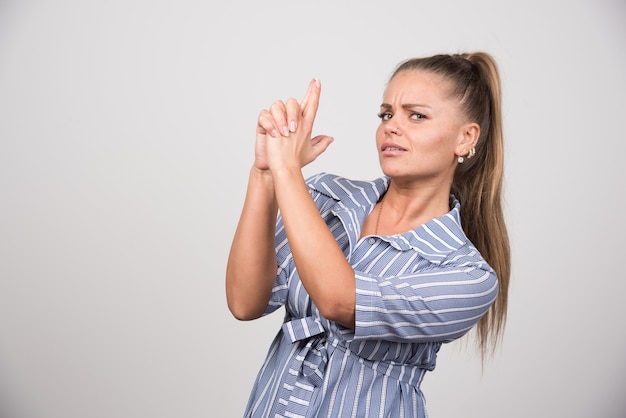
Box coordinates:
[1,0,624,417]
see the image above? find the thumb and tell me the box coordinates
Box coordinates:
[310,134,334,156]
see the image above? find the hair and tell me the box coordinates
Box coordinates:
[391,52,511,358]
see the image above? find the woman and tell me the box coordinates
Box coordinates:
[226,52,510,418]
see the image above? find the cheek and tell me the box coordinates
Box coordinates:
[375,125,385,143]
[431,126,460,150]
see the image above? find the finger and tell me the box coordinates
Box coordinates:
[302,79,321,128]
[310,134,334,157]
[257,109,281,138]
[300,78,320,118]
[269,100,290,137]
[285,98,301,133]
[300,79,315,113]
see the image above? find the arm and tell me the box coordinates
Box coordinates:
[351,250,499,343]
[272,167,356,329]
[225,167,278,320]
[225,86,288,320]
[264,79,354,328]
[225,79,333,321]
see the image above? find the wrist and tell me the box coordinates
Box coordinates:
[249,166,277,193]
[269,163,301,181]
[250,165,273,180]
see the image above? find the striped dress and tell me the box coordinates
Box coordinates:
[243,173,499,418]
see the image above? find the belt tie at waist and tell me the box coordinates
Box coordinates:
[274,316,329,417]
[282,316,328,387]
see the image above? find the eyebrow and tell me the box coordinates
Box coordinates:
[380,103,432,110]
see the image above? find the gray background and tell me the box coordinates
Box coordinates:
[1,0,625,417]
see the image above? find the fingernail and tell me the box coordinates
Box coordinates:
[314,78,321,88]
[289,121,296,132]
[281,126,289,136]
[271,129,279,138]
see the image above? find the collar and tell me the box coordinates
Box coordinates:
[307,173,468,264]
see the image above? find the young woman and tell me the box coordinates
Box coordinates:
[226,52,510,418]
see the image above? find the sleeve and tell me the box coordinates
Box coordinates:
[348,243,499,344]
[261,212,292,316]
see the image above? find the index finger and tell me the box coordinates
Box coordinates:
[300,78,321,123]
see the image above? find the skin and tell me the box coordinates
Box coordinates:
[225,71,480,330]
[363,71,480,236]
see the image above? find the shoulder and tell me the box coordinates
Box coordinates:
[305,172,389,203]
[398,197,478,264]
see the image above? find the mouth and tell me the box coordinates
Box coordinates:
[381,142,407,154]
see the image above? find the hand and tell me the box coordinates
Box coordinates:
[255,79,334,172]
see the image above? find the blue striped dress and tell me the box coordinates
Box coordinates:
[243,173,499,418]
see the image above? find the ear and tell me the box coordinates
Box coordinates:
[455,122,480,157]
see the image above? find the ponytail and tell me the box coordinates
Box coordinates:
[392,52,511,357]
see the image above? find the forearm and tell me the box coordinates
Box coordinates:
[272,166,356,328]
[225,167,279,320]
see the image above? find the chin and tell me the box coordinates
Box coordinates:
[380,167,408,180]
[379,162,406,178]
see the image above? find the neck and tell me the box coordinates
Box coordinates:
[377,182,451,235]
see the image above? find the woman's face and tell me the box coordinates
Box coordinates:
[376,70,476,187]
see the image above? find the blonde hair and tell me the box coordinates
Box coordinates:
[392,52,511,357]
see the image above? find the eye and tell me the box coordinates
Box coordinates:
[377,112,393,121]
[410,112,427,120]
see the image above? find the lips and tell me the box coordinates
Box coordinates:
[381,142,407,153]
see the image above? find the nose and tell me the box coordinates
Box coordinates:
[384,122,401,135]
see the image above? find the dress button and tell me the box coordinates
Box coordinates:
[368,237,376,244]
